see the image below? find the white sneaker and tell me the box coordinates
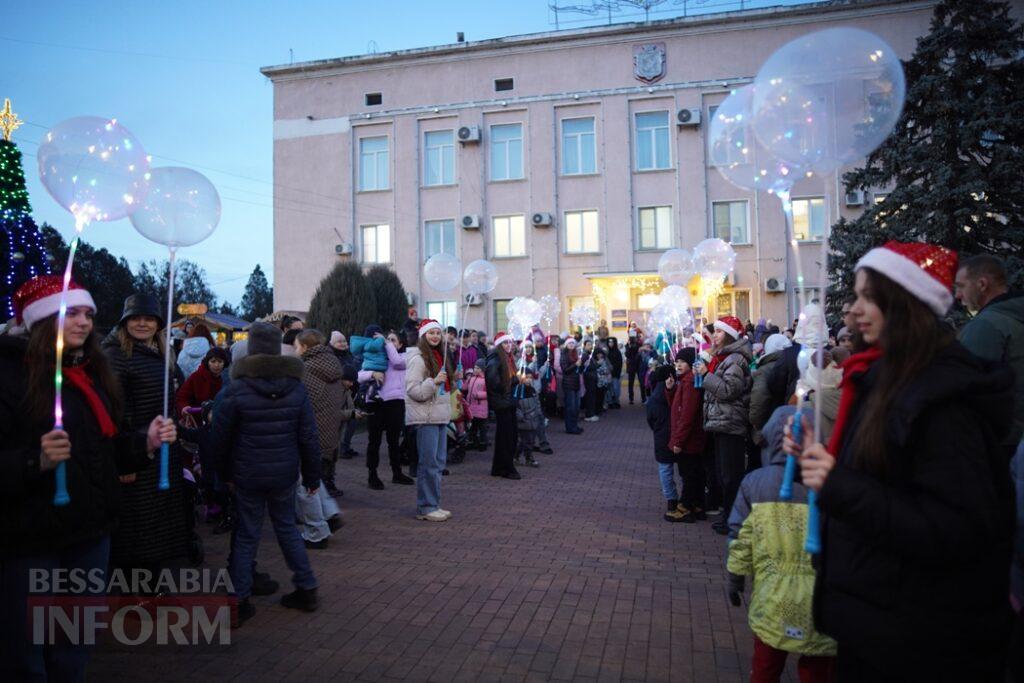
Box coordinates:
[585,416,599,422]
[438,509,453,519]
[416,510,448,522]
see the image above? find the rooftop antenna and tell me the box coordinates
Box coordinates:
[367,40,378,54]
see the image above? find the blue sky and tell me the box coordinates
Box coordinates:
[4,0,809,306]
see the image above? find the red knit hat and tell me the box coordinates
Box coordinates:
[493,330,515,347]
[13,275,96,330]
[856,241,958,316]
[713,315,744,340]
[417,318,442,336]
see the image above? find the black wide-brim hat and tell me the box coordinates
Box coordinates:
[118,293,165,329]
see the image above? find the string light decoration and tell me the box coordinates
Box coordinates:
[0,100,51,319]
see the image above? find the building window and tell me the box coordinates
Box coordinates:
[424,130,455,186]
[426,301,458,327]
[494,299,510,332]
[565,210,600,254]
[490,123,523,181]
[791,287,822,319]
[638,206,673,250]
[365,92,382,106]
[358,136,389,192]
[561,117,596,175]
[361,224,390,264]
[792,197,827,242]
[708,105,748,167]
[494,78,514,92]
[635,111,671,171]
[493,215,526,258]
[424,219,456,259]
[712,200,749,244]
[716,289,751,323]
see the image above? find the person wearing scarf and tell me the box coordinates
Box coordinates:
[486,331,522,480]
[783,242,1014,681]
[1,276,175,681]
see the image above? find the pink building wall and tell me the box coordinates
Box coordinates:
[263,0,938,334]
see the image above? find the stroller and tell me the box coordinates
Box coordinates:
[446,388,472,465]
[178,401,230,534]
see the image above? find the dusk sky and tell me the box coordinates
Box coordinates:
[5,0,808,306]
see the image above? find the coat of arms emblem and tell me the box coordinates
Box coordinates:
[634,43,666,84]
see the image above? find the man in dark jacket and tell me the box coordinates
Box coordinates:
[625,337,641,404]
[210,322,321,624]
[606,337,624,409]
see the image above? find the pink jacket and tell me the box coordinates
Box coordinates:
[466,373,489,419]
[358,342,407,402]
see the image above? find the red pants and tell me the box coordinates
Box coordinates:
[751,636,836,683]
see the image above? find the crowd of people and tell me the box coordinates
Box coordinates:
[1,241,1021,681]
[643,245,1023,681]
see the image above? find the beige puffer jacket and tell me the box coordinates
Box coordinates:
[405,347,450,425]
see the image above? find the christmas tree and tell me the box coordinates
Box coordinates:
[0,99,51,319]
[828,0,1024,319]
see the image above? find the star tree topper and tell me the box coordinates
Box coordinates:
[1,99,23,142]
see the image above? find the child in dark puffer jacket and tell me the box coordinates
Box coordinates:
[515,370,543,468]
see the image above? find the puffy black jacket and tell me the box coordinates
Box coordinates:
[815,342,1014,674]
[607,342,624,378]
[645,382,675,463]
[766,342,801,406]
[485,349,517,411]
[625,340,641,373]
[0,334,152,557]
[210,354,321,491]
[560,348,581,392]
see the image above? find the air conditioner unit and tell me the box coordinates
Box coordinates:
[845,190,865,207]
[335,242,354,255]
[464,293,483,306]
[461,214,480,229]
[765,277,786,293]
[676,108,701,127]
[531,212,553,227]
[457,125,480,143]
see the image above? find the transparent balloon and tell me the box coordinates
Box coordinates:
[538,294,561,326]
[753,28,905,174]
[659,285,691,311]
[508,297,541,327]
[569,304,599,330]
[658,248,695,286]
[37,116,150,223]
[463,259,498,295]
[693,238,737,279]
[424,253,462,292]
[129,167,220,248]
[707,85,803,195]
[508,319,529,342]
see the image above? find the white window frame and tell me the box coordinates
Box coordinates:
[715,289,752,322]
[634,110,671,171]
[360,224,391,264]
[561,116,596,176]
[426,301,458,328]
[489,123,524,181]
[792,196,827,243]
[564,209,600,255]
[424,219,456,260]
[492,214,527,259]
[358,136,389,192]
[637,205,674,251]
[712,200,751,245]
[423,130,455,187]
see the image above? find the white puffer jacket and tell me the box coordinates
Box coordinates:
[405,348,451,425]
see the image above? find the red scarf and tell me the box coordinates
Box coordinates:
[827,346,883,455]
[63,364,118,438]
[708,350,727,375]
[431,349,451,391]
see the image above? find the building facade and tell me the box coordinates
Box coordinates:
[262,0,936,336]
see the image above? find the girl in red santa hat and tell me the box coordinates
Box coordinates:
[485,330,522,479]
[783,242,1014,680]
[0,275,176,680]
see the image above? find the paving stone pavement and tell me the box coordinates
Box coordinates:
[90,401,803,682]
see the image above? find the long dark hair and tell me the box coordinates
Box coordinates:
[417,334,453,379]
[850,268,953,477]
[495,341,514,392]
[26,315,123,426]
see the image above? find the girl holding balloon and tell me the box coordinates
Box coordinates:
[782,243,1014,680]
[0,276,176,680]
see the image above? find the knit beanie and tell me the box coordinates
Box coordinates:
[248,322,282,356]
[675,347,696,366]
[364,324,383,338]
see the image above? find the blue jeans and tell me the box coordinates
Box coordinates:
[605,377,622,406]
[658,462,679,501]
[296,480,340,543]
[563,389,581,433]
[341,419,356,452]
[231,485,317,600]
[0,535,111,682]
[415,424,447,515]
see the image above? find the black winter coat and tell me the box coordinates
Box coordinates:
[0,335,152,557]
[485,350,517,412]
[607,343,624,379]
[766,342,801,406]
[102,333,191,567]
[560,349,581,392]
[210,354,321,491]
[332,347,356,370]
[625,340,641,373]
[645,382,675,464]
[815,342,1014,674]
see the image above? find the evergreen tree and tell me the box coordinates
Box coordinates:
[0,136,51,318]
[132,258,217,313]
[828,0,1024,319]
[307,262,377,336]
[365,265,409,333]
[239,264,273,321]
[217,301,240,317]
